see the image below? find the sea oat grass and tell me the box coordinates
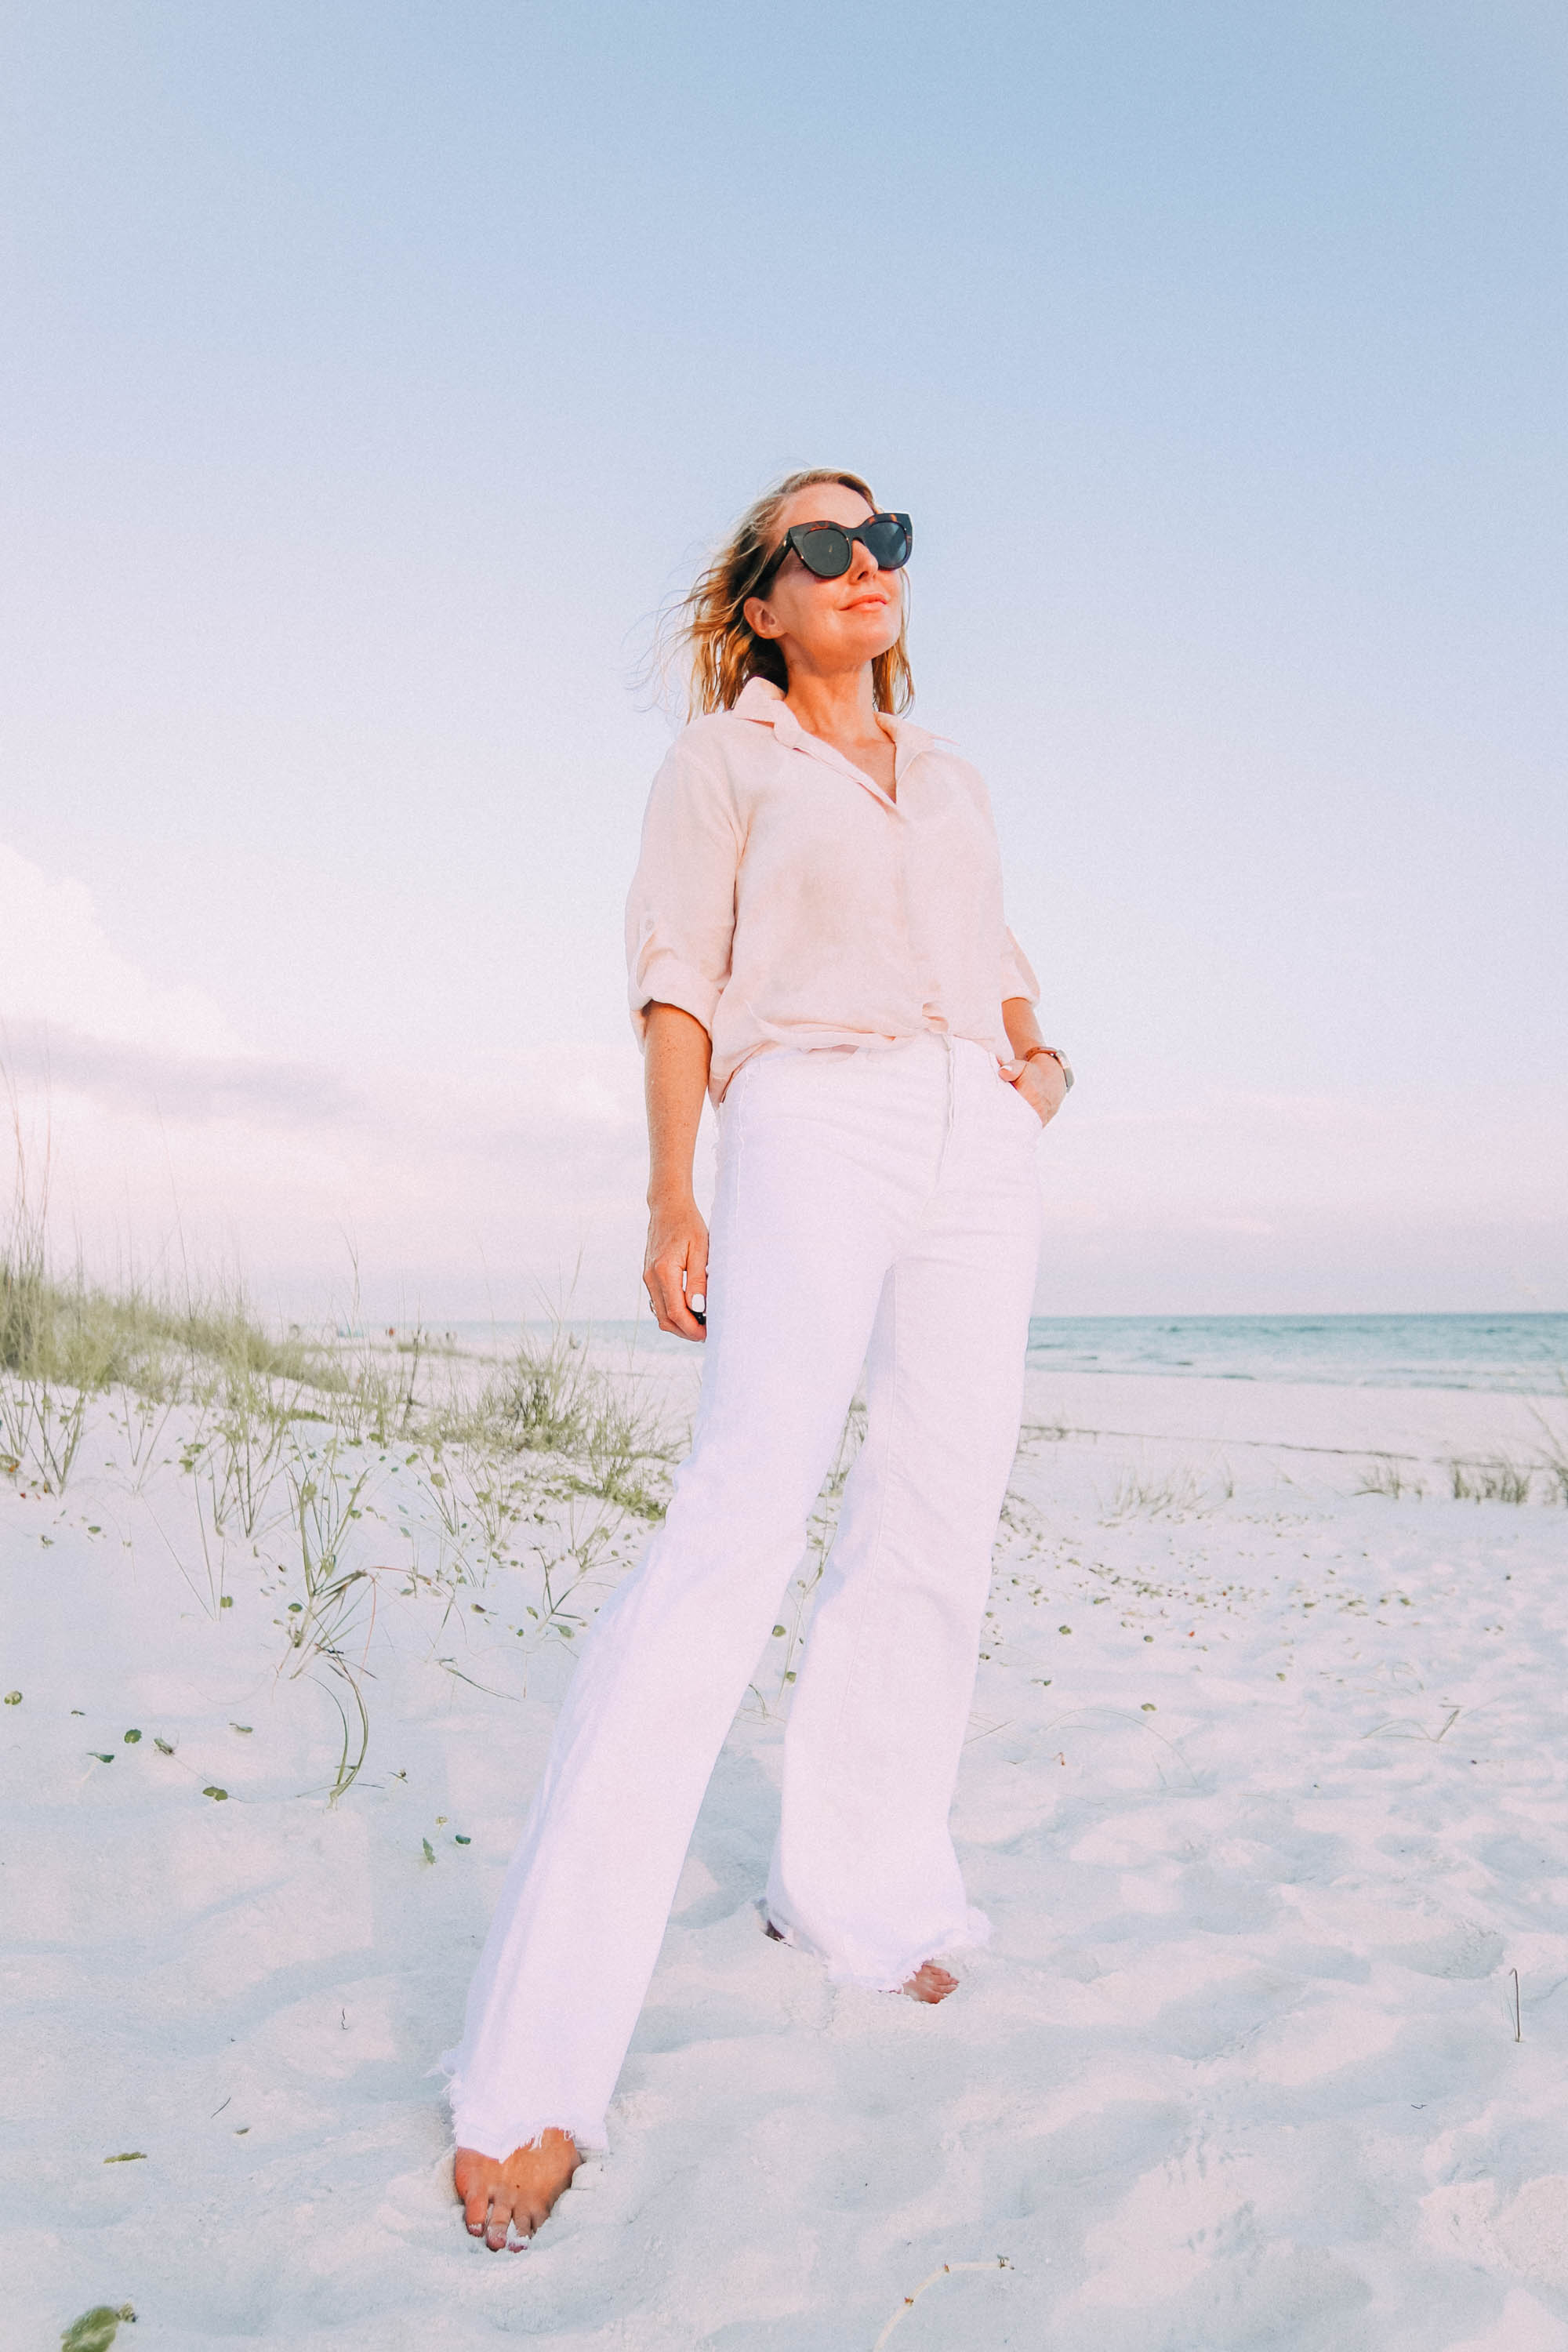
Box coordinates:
[467,1326,604,1454]
[1356,1456,1425,1500]
[1102,1464,1208,1522]
[1529,1387,1568,1504]
[439,1324,676,1514]
[5,1133,340,1490]
[3,1261,342,1399]
[1447,1454,1535,1504]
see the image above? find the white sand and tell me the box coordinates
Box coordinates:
[4,1366,1567,2350]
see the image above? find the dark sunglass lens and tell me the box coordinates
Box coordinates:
[860,516,911,570]
[797,525,852,578]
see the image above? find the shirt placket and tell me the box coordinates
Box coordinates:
[894,758,948,1039]
[772,719,947,1040]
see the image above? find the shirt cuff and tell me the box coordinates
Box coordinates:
[629,949,721,1044]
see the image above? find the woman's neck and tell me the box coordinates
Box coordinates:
[783,666,883,749]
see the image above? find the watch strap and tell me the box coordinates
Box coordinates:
[1022,1044,1074,1091]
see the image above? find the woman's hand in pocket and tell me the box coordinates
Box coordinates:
[1002,1054,1067,1128]
[644,1192,710,1340]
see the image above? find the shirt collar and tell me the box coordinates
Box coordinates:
[731,674,936,794]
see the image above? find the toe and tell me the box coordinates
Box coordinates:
[903,1959,960,2002]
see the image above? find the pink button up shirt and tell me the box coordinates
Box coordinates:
[626,676,1040,1103]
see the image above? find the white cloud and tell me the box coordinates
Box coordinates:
[0,852,663,1314]
[0,843,238,1058]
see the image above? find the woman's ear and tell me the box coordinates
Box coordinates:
[743,593,782,641]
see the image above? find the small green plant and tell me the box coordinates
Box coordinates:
[279,1442,381,1801]
[463,1325,672,1481]
[1102,1465,1206,1522]
[1448,1455,1534,1504]
[327,1352,415,1446]
[506,1497,622,1652]
[485,1326,600,1454]
[0,1370,90,1494]
[111,1380,181,1488]
[208,1367,300,1538]
[1356,1456,1425,1501]
[62,2300,136,2352]
[0,1118,93,1490]
[1530,1394,1568,1504]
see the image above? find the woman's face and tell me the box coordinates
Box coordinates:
[743,482,905,680]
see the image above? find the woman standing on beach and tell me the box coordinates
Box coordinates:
[447,469,1071,2248]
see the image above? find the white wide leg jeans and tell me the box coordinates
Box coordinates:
[444,1033,1042,2157]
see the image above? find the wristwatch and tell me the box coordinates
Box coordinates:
[1022,1044,1074,1091]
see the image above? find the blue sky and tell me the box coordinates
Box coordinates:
[2,2,1563,1316]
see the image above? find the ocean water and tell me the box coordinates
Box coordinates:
[1019,1313,1568,1393]
[430,1313,1568,1396]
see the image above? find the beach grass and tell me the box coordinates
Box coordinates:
[1356,1456,1425,1500]
[2,1176,670,1518]
[434,1322,675,1519]
[2,1109,346,1494]
[1527,1388,1568,1504]
[2,1197,340,1400]
[1,1257,348,1496]
[1102,1464,1209,1521]
[1446,1454,1535,1504]
[2,1105,688,1791]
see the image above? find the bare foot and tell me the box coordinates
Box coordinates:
[901,1960,958,2003]
[455,2131,580,2249]
[764,1920,957,2005]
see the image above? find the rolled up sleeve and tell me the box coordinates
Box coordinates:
[1000,922,1040,1006]
[625,744,741,1044]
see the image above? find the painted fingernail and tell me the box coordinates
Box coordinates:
[689,1294,706,1315]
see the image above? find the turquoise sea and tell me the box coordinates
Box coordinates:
[432,1313,1568,1396]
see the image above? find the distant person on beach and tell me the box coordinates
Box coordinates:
[445,469,1073,2246]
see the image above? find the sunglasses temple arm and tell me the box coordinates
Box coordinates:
[754,529,797,595]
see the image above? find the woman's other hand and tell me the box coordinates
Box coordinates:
[644,1192,710,1340]
[641,1003,713,1340]
[1002,1052,1068,1128]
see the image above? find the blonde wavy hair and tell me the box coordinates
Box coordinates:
[669,468,914,717]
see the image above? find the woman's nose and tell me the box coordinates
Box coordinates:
[847,535,878,579]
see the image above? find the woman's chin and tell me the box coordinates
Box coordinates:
[833,619,901,664]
